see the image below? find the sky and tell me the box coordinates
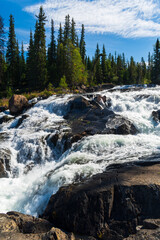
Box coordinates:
[1,0,160,62]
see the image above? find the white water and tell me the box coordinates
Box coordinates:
[0,86,160,216]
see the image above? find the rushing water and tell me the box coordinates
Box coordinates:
[0,86,160,216]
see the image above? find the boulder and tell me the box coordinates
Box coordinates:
[65,95,138,139]
[105,114,138,135]
[42,163,160,239]
[9,95,28,115]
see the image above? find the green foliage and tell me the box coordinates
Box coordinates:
[34,6,47,89]
[6,14,18,88]
[6,86,13,97]
[80,24,86,64]
[47,82,54,91]
[59,75,68,89]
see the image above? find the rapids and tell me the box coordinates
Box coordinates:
[0,86,160,216]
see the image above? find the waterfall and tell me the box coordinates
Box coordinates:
[0,86,160,216]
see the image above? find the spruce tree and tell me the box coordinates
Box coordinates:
[47,19,57,86]
[152,39,160,84]
[19,42,26,88]
[58,23,63,44]
[63,15,70,45]
[6,14,17,89]
[34,6,47,89]
[26,30,35,88]
[71,18,76,46]
[80,24,86,64]
[0,16,5,89]
[141,57,147,83]
[117,55,124,85]
[128,56,137,84]
[101,45,108,83]
[57,23,64,85]
[94,43,102,84]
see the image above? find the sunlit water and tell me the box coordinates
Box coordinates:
[0,86,160,216]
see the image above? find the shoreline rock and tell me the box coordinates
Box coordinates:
[42,162,160,239]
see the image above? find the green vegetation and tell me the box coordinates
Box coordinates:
[0,6,159,100]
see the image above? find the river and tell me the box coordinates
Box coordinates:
[0,85,160,216]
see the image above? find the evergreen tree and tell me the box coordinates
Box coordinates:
[80,24,86,64]
[57,43,64,84]
[71,18,76,46]
[15,39,20,88]
[34,6,47,89]
[141,57,147,83]
[94,43,103,84]
[47,19,57,85]
[26,30,35,88]
[152,39,160,84]
[19,42,26,88]
[0,16,5,89]
[6,14,17,88]
[117,55,124,85]
[101,45,108,83]
[136,63,142,84]
[147,52,152,83]
[63,15,70,45]
[128,56,137,84]
[58,23,63,44]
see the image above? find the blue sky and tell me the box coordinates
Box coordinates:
[1,0,160,62]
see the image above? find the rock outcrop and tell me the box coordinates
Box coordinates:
[43,162,160,239]
[65,95,138,138]
[9,95,29,115]
[0,211,96,240]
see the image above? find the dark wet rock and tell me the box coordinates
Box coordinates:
[23,162,35,174]
[43,163,160,239]
[9,95,29,115]
[65,95,138,140]
[15,114,29,128]
[0,149,11,178]
[104,114,139,135]
[0,106,7,112]
[85,83,114,93]
[152,110,160,122]
[0,115,15,124]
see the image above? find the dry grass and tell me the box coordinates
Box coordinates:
[0,98,9,108]
[0,87,80,108]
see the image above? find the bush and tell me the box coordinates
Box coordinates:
[59,75,68,89]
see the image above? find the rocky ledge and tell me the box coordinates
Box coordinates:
[42,162,160,239]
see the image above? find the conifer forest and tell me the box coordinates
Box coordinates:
[0,6,160,97]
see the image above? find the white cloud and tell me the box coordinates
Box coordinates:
[24,0,160,38]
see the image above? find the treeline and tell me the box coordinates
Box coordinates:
[0,6,159,97]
